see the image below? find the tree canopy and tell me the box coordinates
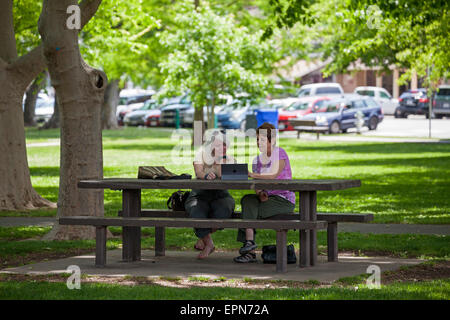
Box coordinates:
[157,4,275,127]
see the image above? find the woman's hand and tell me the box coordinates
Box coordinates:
[248,172,255,178]
[205,172,216,180]
[257,190,269,202]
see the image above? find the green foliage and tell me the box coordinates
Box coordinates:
[80,0,160,87]
[271,0,449,87]
[157,5,274,112]
[13,0,42,56]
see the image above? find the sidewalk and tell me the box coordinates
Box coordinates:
[0,249,422,282]
[1,217,449,235]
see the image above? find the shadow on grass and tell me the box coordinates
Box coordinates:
[104,143,175,152]
[29,167,60,177]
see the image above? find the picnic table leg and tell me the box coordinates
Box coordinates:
[95,226,107,267]
[299,191,310,268]
[122,189,141,262]
[155,227,165,256]
[276,230,288,273]
[309,191,318,266]
[327,222,338,262]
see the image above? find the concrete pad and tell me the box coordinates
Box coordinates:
[1,249,422,283]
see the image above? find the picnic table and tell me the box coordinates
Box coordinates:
[66,178,362,272]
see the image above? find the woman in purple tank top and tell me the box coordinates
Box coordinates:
[234,122,296,263]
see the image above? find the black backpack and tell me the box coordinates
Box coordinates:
[261,244,297,264]
[167,191,190,211]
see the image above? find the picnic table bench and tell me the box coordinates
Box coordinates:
[59,178,366,273]
[289,119,329,140]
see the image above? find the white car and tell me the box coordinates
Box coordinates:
[267,97,300,109]
[297,83,344,97]
[354,86,398,115]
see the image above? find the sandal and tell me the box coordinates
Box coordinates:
[197,246,215,259]
[233,252,257,263]
[239,240,257,255]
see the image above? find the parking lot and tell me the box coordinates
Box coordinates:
[360,116,450,139]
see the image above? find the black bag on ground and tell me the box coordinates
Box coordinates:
[167,191,190,211]
[261,244,297,264]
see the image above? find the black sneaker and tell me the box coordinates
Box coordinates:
[239,240,257,255]
[233,252,257,263]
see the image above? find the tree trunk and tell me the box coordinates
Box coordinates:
[39,0,107,240]
[40,95,60,129]
[193,106,205,145]
[208,95,216,129]
[0,0,55,211]
[101,78,120,130]
[24,73,46,127]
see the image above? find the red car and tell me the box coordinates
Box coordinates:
[278,96,331,131]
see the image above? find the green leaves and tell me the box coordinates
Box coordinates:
[158,5,274,109]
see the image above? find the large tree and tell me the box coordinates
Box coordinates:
[0,0,102,214]
[38,0,108,240]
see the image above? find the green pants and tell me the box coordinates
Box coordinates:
[237,194,295,243]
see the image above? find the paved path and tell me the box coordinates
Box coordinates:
[0,249,422,282]
[281,116,450,142]
[1,217,449,235]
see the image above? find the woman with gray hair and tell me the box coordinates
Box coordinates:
[184,131,236,259]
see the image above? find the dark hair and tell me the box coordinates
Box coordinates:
[256,122,276,143]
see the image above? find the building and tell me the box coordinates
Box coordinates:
[275,58,426,98]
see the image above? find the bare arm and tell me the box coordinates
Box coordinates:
[193,163,216,180]
[249,159,286,180]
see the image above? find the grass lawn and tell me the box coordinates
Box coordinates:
[14,126,450,224]
[1,127,449,300]
[0,278,448,300]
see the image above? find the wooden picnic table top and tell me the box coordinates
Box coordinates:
[78,178,361,191]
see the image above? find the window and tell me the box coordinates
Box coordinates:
[316,87,342,94]
[356,90,375,97]
[436,88,450,97]
[286,102,309,111]
[352,99,366,109]
[379,91,391,99]
[364,98,379,108]
[298,88,311,97]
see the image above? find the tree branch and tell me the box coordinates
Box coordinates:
[9,0,103,90]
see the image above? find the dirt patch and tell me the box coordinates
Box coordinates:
[0,248,96,270]
[381,260,450,284]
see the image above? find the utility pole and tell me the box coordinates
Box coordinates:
[427,66,432,139]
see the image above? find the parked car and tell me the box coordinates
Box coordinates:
[217,98,272,130]
[278,96,330,131]
[394,88,431,118]
[123,100,161,126]
[299,94,384,133]
[34,98,55,123]
[296,83,344,97]
[159,95,191,127]
[116,89,155,125]
[354,86,398,115]
[433,85,450,119]
[181,105,227,128]
[267,97,300,110]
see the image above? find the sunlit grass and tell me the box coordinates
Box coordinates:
[14,126,450,224]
